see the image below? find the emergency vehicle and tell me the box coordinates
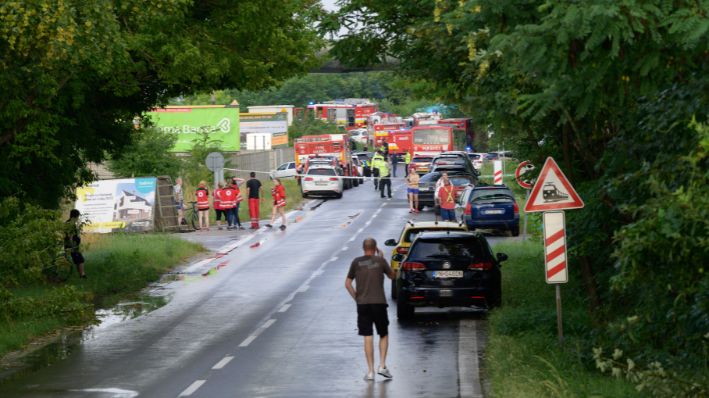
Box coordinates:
[385,129,413,157]
[366,113,405,146]
[437,118,474,151]
[307,102,378,129]
[294,134,358,189]
[411,125,454,156]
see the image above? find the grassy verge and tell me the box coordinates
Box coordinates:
[487,240,639,397]
[0,233,204,358]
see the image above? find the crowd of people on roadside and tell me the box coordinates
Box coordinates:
[173,172,289,232]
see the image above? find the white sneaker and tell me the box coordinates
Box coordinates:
[377,367,392,379]
[364,372,374,381]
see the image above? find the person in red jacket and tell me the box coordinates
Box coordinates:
[221,182,237,230]
[230,177,246,230]
[195,181,210,230]
[213,182,226,230]
[265,178,287,230]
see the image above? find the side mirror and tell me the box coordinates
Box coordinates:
[497,253,508,262]
[384,239,397,246]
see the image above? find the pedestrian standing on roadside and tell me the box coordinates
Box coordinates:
[345,238,395,381]
[406,167,420,213]
[65,209,87,278]
[195,181,210,230]
[213,182,226,230]
[231,177,246,230]
[391,152,398,177]
[371,151,385,191]
[265,178,287,230]
[437,177,456,221]
[221,181,237,229]
[404,152,411,177]
[376,155,392,199]
[174,177,185,225]
[246,172,263,229]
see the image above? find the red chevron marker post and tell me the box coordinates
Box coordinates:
[524,157,585,344]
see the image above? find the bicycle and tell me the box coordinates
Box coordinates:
[42,245,74,283]
[185,201,200,230]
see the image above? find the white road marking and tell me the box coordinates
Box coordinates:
[239,318,279,348]
[212,356,234,370]
[278,304,291,313]
[263,319,276,329]
[340,246,348,251]
[365,220,372,226]
[458,320,484,398]
[330,256,339,262]
[347,236,356,242]
[357,227,365,233]
[71,389,138,397]
[178,380,206,396]
[298,285,310,293]
[239,334,258,348]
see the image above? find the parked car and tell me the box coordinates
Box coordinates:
[417,171,477,211]
[410,155,434,175]
[457,184,520,236]
[467,153,485,170]
[271,161,297,179]
[384,221,468,299]
[301,165,344,199]
[351,155,365,184]
[395,231,507,319]
[349,129,369,145]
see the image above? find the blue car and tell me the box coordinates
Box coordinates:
[458,184,519,236]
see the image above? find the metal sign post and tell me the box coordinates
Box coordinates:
[515,161,535,241]
[525,157,584,346]
[522,190,530,240]
[205,152,225,190]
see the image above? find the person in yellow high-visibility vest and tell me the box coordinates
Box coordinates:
[404,152,411,177]
[371,151,385,191]
[376,156,391,199]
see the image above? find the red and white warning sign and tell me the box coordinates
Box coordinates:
[543,211,568,284]
[515,161,534,189]
[524,157,584,213]
[493,160,503,185]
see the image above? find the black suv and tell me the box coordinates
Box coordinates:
[395,231,507,319]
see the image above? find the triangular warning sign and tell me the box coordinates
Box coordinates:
[525,157,584,213]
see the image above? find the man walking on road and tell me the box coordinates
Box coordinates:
[246,172,263,229]
[345,238,396,381]
[371,151,385,191]
[376,155,392,199]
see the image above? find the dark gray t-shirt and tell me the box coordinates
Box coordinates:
[347,255,393,304]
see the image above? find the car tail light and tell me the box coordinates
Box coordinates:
[402,262,426,271]
[304,177,314,181]
[329,177,339,181]
[513,201,519,215]
[464,202,472,216]
[410,296,425,300]
[396,247,409,254]
[470,295,485,300]
[468,261,493,270]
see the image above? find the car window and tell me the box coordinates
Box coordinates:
[277,163,287,171]
[470,188,514,201]
[450,176,473,186]
[288,163,296,169]
[404,228,463,243]
[413,157,433,163]
[419,172,441,183]
[409,238,487,260]
[307,168,336,176]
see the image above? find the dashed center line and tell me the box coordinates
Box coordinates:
[212,356,234,370]
[278,304,291,313]
[239,319,277,348]
[298,285,310,293]
[178,380,206,397]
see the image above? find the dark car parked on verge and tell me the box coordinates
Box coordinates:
[395,231,507,319]
[458,184,520,236]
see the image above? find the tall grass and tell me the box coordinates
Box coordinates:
[0,234,204,358]
[486,241,639,397]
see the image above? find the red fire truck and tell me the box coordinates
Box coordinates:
[411,125,454,156]
[437,118,474,151]
[385,129,413,156]
[294,134,358,189]
[307,103,378,129]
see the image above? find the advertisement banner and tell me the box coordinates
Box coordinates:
[240,112,288,135]
[148,106,240,152]
[75,177,157,233]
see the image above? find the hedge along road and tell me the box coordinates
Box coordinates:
[1,168,513,398]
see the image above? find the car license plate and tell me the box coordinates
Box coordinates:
[433,270,463,278]
[439,289,453,297]
[315,181,328,186]
[484,209,505,215]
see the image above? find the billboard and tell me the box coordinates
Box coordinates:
[75,177,157,233]
[148,106,240,152]
[240,112,288,135]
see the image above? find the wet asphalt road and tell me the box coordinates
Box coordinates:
[1,172,512,398]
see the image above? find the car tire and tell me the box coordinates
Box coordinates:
[359,178,364,184]
[397,294,414,320]
[353,179,359,187]
[302,193,309,199]
[391,279,397,300]
[336,192,343,199]
[511,225,520,237]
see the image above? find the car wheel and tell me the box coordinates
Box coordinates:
[336,192,343,199]
[302,193,309,199]
[359,178,364,184]
[511,225,520,237]
[397,293,414,320]
[353,179,359,187]
[391,279,397,300]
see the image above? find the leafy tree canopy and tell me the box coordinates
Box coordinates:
[0,0,323,208]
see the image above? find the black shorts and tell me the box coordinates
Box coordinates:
[357,304,389,337]
[215,209,227,221]
[70,251,85,265]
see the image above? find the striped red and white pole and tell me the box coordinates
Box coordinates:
[543,211,568,284]
[493,160,503,185]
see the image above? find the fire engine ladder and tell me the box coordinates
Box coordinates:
[155,176,191,232]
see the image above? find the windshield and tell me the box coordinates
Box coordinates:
[409,239,486,260]
[450,177,473,186]
[413,129,450,145]
[471,189,514,201]
[308,168,336,176]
